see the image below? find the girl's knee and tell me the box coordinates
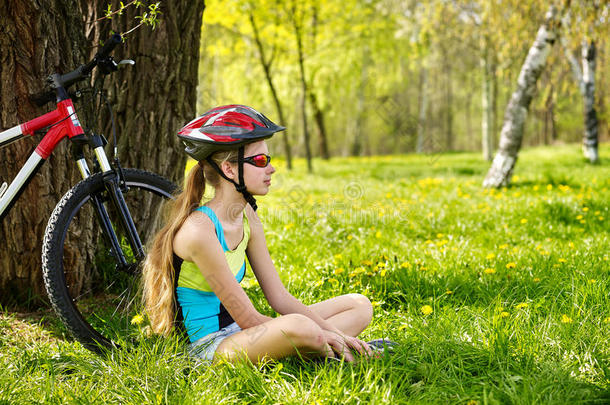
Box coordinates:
[281,313,325,348]
[348,293,373,325]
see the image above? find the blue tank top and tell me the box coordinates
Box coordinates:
[173,206,250,342]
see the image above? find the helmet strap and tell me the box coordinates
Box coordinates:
[205,147,258,211]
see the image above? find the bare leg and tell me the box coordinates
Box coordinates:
[308,293,373,337]
[213,313,332,364]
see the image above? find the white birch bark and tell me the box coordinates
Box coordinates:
[562,37,599,163]
[483,6,560,188]
[581,41,599,163]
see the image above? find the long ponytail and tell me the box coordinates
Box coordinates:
[142,164,206,336]
[142,150,237,336]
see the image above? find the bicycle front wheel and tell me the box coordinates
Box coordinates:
[42,169,177,352]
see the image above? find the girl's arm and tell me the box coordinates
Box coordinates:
[245,208,343,335]
[178,214,272,329]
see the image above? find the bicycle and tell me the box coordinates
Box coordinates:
[0,34,178,352]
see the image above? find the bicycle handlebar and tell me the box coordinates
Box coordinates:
[29,34,123,107]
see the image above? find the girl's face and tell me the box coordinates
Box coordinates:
[240,140,275,196]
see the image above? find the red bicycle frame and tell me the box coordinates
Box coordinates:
[0,97,109,221]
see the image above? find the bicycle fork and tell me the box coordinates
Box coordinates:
[72,134,144,273]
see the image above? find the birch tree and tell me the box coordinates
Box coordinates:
[483,4,564,188]
[564,39,599,163]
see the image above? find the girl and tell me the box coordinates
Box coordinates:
[143,105,376,364]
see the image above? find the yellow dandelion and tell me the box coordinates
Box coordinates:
[284,223,294,230]
[347,234,354,240]
[436,233,444,238]
[334,268,345,275]
[486,253,496,260]
[598,216,605,221]
[315,280,324,287]
[445,290,453,295]
[589,279,596,284]
[583,207,589,212]
[568,242,575,249]
[484,268,496,274]
[371,301,382,307]
[558,258,567,263]
[398,324,408,331]
[380,269,387,277]
[375,231,382,239]
[400,262,412,269]
[506,262,517,269]
[547,184,553,191]
[516,302,528,309]
[362,260,373,266]
[561,314,573,324]
[499,244,509,249]
[533,277,541,282]
[533,185,540,191]
[420,305,433,316]
[334,254,343,259]
[130,314,145,326]
[328,278,339,284]
[520,218,528,224]
[604,317,610,323]
[500,311,510,318]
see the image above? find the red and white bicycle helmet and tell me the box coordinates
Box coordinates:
[177,105,284,211]
[178,104,285,161]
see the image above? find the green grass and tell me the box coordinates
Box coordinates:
[2,144,610,404]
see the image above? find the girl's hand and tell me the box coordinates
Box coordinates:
[322,330,373,361]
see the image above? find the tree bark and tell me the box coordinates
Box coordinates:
[85,0,204,178]
[0,0,206,307]
[480,37,494,161]
[352,46,369,156]
[483,5,561,188]
[581,41,599,163]
[290,1,312,172]
[416,61,428,154]
[308,90,329,159]
[0,0,90,306]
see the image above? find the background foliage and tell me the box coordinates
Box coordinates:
[198,0,609,158]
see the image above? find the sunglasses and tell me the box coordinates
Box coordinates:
[243,153,271,168]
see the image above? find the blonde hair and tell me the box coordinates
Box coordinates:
[142,150,238,336]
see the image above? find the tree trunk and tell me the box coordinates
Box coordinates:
[308,90,329,159]
[0,0,206,307]
[352,46,369,156]
[0,0,91,307]
[416,62,428,154]
[290,2,312,172]
[86,0,204,178]
[248,11,292,169]
[483,5,561,188]
[440,45,453,152]
[581,41,599,163]
[481,37,494,161]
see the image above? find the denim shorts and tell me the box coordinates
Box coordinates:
[188,322,242,362]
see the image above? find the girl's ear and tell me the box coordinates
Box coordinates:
[221,160,236,180]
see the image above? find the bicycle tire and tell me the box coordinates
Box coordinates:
[42,168,177,352]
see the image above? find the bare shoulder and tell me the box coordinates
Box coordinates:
[245,203,264,234]
[173,209,217,261]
